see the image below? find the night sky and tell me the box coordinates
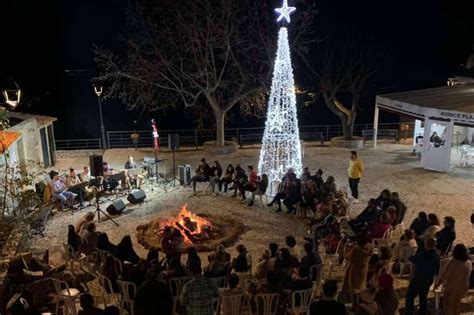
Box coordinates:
[0,0,472,140]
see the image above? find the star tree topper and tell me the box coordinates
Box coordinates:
[275,0,296,23]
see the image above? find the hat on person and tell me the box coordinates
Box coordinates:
[359,288,375,304]
[378,273,394,289]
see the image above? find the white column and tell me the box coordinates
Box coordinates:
[373,105,379,148]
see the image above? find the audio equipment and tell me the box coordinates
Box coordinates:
[89,155,103,177]
[168,133,180,151]
[127,189,146,204]
[106,199,126,215]
[178,165,192,185]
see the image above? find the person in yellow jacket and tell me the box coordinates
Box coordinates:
[348,151,364,202]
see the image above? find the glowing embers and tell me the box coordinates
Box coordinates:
[137,204,246,252]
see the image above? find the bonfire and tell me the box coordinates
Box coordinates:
[136,204,246,252]
[158,204,215,244]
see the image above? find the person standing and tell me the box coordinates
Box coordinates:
[348,151,364,202]
[405,237,440,315]
[435,244,472,315]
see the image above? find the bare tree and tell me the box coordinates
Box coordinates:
[304,32,377,140]
[94,0,317,146]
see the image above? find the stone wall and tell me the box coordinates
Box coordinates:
[8,118,42,164]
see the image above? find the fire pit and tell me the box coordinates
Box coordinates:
[136,204,246,252]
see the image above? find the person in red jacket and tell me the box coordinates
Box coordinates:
[238,165,258,202]
[367,213,392,242]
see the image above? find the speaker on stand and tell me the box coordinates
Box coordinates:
[168,134,180,186]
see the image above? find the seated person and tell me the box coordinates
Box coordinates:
[231,244,252,273]
[76,211,95,234]
[124,155,144,189]
[267,168,294,211]
[287,266,312,292]
[221,273,244,296]
[231,164,247,197]
[367,213,392,242]
[430,131,443,147]
[187,158,212,193]
[80,222,99,254]
[300,242,322,271]
[238,165,258,202]
[115,235,140,264]
[66,168,86,207]
[50,171,75,209]
[283,174,302,214]
[348,199,379,233]
[209,160,223,194]
[205,244,231,277]
[254,249,273,281]
[102,162,119,192]
[393,229,418,260]
[78,293,104,315]
[310,279,346,315]
[248,174,269,206]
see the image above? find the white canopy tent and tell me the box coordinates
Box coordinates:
[374,85,474,172]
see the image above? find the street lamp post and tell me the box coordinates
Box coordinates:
[94,86,107,150]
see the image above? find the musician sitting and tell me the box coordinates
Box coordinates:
[187,158,212,193]
[66,168,86,207]
[102,162,119,193]
[124,155,144,189]
[50,171,76,209]
[77,166,100,201]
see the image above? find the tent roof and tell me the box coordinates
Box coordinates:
[376,85,474,126]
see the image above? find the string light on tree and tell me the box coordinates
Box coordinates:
[258,0,302,193]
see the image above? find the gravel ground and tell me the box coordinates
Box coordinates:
[29,141,474,313]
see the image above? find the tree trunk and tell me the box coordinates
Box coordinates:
[214,109,226,146]
[343,111,357,140]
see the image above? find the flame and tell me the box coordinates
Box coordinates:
[159,204,211,244]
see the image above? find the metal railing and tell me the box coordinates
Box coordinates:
[55,138,102,150]
[55,122,414,150]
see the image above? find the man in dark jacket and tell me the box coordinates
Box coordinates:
[134,268,173,315]
[187,158,212,193]
[405,237,440,315]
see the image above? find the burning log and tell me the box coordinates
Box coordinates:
[182,216,198,232]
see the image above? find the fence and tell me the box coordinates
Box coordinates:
[55,138,102,150]
[55,122,414,150]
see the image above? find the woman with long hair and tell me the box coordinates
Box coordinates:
[409,211,429,236]
[67,225,81,253]
[186,246,202,270]
[115,235,140,264]
[435,244,472,315]
[97,232,117,254]
[419,213,441,241]
[219,164,234,193]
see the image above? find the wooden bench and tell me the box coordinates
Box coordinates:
[362,129,400,144]
[239,133,263,148]
[300,131,325,145]
[30,205,53,237]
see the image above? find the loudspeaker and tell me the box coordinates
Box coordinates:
[178,164,192,185]
[168,133,180,151]
[106,199,126,215]
[90,155,103,177]
[127,189,146,204]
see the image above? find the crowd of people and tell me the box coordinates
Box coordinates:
[2,152,473,315]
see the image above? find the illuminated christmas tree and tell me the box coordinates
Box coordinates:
[258,0,302,192]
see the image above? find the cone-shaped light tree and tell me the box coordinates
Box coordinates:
[258,0,302,191]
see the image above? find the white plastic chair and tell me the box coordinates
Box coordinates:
[249,293,280,315]
[218,293,247,315]
[309,264,324,296]
[324,240,343,278]
[288,289,313,315]
[95,272,117,304]
[117,280,137,315]
[50,277,81,315]
[372,227,394,252]
[63,244,85,272]
[169,277,190,315]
